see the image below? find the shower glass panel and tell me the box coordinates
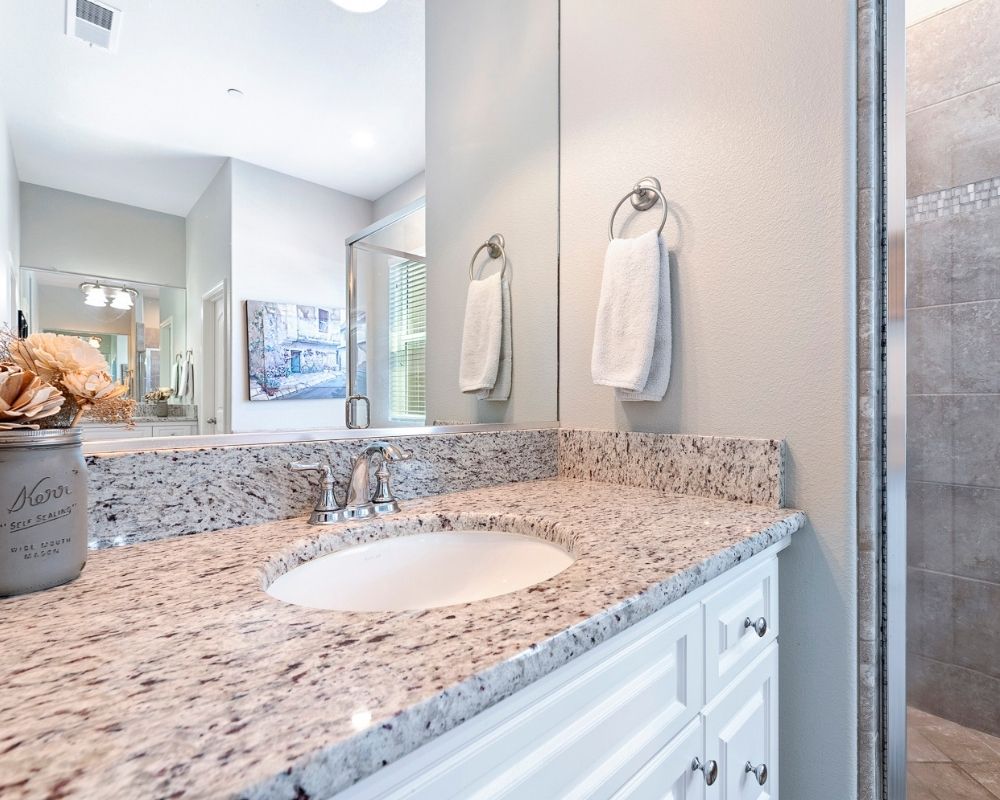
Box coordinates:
[346,201,427,429]
[904,0,1000,795]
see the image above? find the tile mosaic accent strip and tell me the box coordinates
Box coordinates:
[558,428,785,506]
[856,2,883,795]
[907,176,1000,223]
[86,428,558,548]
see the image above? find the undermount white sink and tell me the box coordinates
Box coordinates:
[267,531,575,612]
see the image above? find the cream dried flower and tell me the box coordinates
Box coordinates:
[62,371,129,404]
[10,332,108,381]
[0,363,65,429]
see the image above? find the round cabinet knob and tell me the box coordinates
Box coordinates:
[744,616,768,637]
[692,757,719,786]
[745,761,768,786]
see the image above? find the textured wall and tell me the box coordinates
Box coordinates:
[906,0,1000,737]
[558,3,858,796]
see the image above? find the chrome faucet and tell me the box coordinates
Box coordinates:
[344,441,411,518]
[290,441,411,525]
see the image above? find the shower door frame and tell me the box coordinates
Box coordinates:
[864,0,908,797]
[344,197,427,427]
[883,0,907,797]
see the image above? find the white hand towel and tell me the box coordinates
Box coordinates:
[459,272,503,394]
[177,354,189,398]
[617,241,671,401]
[481,277,512,401]
[591,229,661,390]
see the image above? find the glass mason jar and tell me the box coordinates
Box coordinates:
[0,428,88,597]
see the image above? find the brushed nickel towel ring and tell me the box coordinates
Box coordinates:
[469,234,507,280]
[608,176,668,241]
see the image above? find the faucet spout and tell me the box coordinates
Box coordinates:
[344,441,412,518]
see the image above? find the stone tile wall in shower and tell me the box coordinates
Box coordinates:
[906,0,1000,737]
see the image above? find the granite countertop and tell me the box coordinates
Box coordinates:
[0,478,805,800]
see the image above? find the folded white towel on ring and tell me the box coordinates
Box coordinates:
[616,240,671,401]
[459,271,503,394]
[591,229,661,391]
[480,277,511,401]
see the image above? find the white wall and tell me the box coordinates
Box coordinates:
[0,102,19,328]
[559,3,857,797]
[157,286,187,367]
[373,171,425,220]
[185,160,233,431]
[229,159,372,433]
[19,184,186,286]
[425,0,559,425]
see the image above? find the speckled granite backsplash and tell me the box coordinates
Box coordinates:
[558,429,784,506]
[86,429,558,548]
[85,427,786,549]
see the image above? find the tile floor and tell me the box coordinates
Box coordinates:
[908,707,1000,799]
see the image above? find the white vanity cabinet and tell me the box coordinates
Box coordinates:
[337,542,787,800]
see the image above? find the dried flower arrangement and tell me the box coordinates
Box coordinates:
[0,330,135,430]
[144,387,174,403]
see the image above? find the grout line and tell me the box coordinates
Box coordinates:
[907,565,1000,589]
[910,652,1000,684]
[906,0,978,31]
[907,298,1000,311]
[907,478,1000,492]
[907,75,1000,115]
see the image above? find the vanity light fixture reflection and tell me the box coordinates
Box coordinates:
[109,287,136,310]
[81,283,107,307]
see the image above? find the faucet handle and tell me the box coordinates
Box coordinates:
[363,441,412,462]
[289,462,345,524]
[367,444,411,515]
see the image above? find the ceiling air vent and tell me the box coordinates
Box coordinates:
[66,0,122,52]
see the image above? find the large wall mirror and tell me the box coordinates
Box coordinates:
[0,0,558,443]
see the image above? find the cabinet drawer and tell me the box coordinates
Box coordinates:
[703,645,778,799]
[340,603,704,800]
[611,717,705,800]
[703,559,778,701]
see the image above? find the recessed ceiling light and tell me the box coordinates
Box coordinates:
[226,88,244,98]
[351,130,375,149]
[331,0,389,12]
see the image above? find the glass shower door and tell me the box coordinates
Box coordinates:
[903,1,1000,796]
[345,200,426,429]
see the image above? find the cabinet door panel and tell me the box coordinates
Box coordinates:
[611,718,706,800]
[339,603,703,800]
[704,645,778,800]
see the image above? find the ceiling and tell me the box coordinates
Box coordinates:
[0,0,425,216]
